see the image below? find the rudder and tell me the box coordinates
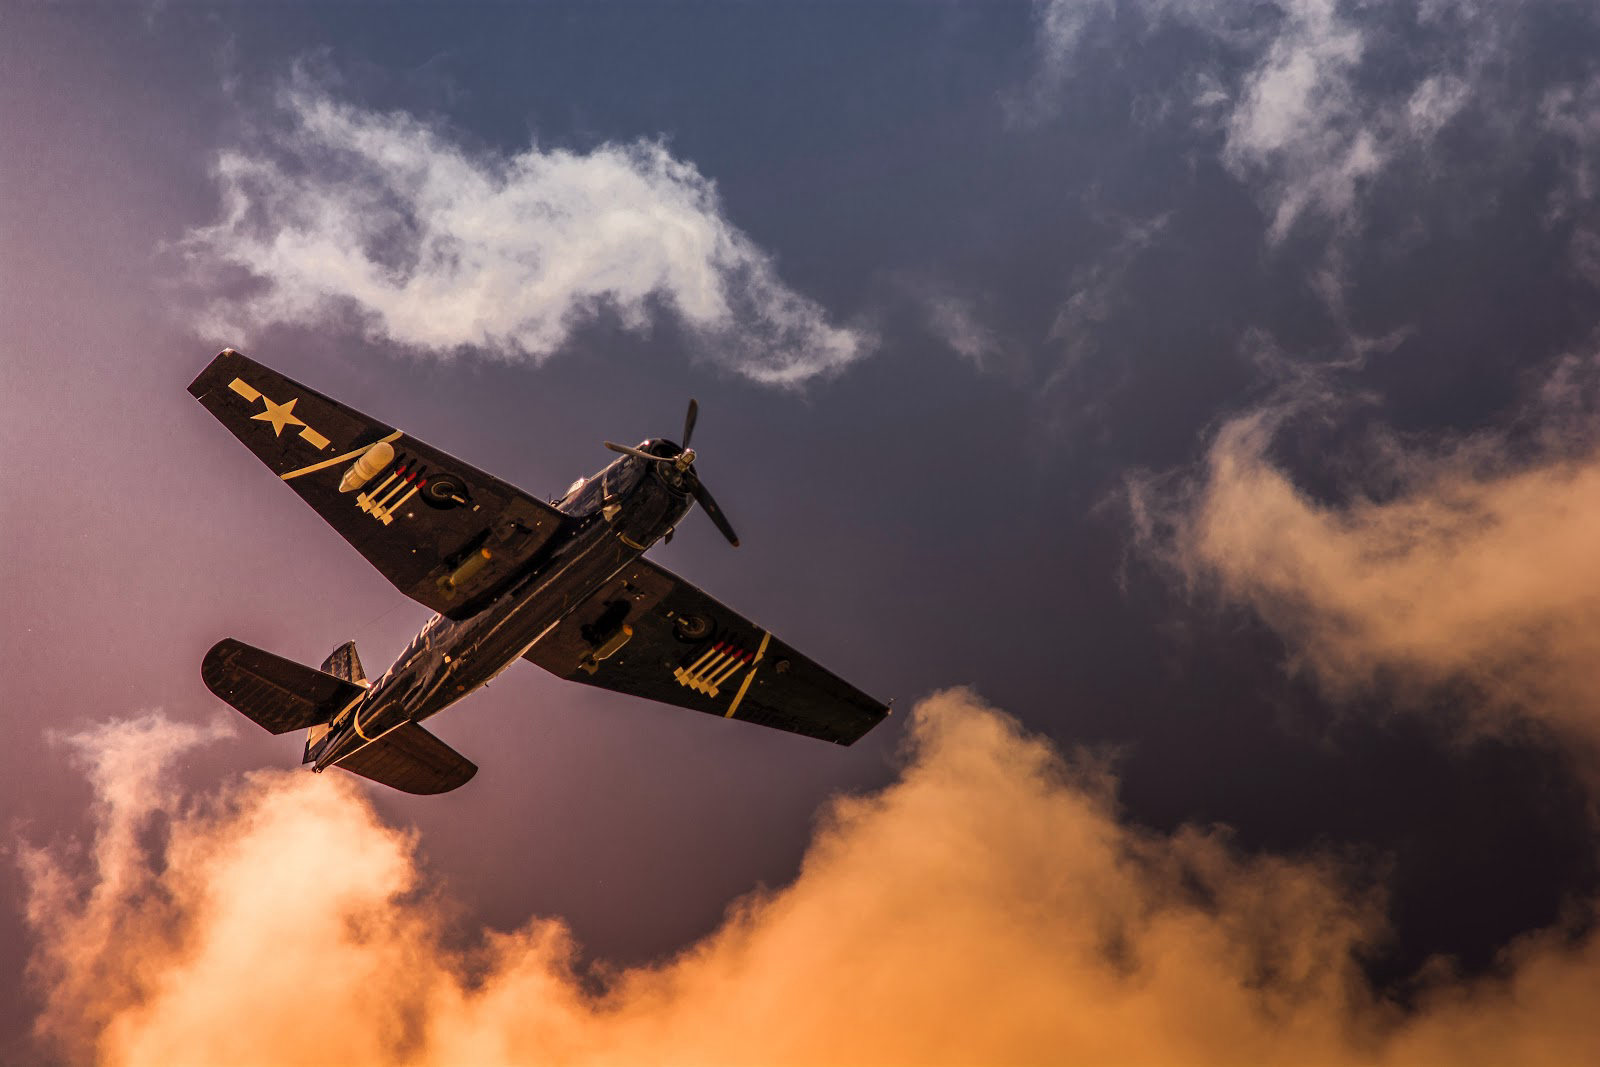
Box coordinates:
[320,640,368,688]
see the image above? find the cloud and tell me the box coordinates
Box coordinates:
[179,82,868,386]
[1130,356,1600,761]
[1540,73,1600,292]
[1215,0,1388,242]
[23,698,1600,1066]
[1049,210,1170,375]
[1017,0,1117,122]
[922,291,1003,370]
[1026,0,1500,243]
[20,713,233,1065]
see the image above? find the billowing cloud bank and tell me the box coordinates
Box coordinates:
[23,695,1600,1066]
[180,83,866,385]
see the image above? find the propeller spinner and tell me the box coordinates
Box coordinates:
[604,399,740,547]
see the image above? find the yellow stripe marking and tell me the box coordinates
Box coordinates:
[229,378,261,402]
[299,426,331,450]
[353,700,377,741]
[725,631,771,718]
[281,431,403,481]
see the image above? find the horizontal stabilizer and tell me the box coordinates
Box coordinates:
[202,638,366,735]
[334,722,478,795]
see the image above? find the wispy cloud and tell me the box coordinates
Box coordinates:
[1049,210,1170,375]
[1028,0,1494,244]
[23,698,1600,1065]
[180,81,869,386]
[1014,0,1117,123]
[1217,0,1385,242]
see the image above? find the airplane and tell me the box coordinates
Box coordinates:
[189,349,889,795]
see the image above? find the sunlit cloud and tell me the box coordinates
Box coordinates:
[1130,353,1600,764]
[22,695,1600,1065]
[179,81,868,386]
[21,713,234,1066]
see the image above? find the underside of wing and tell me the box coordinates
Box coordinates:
[189,349,564,618]
[334,721,478,795]
[523,560,889,745]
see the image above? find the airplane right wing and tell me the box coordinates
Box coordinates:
[523,558,889,745]
[189,349,565,619]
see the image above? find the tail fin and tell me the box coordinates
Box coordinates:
[307,640,369,760]
[201,638,366,736]
[320,640,368,688]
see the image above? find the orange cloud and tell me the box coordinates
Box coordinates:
[22,696,1600,1066]
[1141,400,1600,760]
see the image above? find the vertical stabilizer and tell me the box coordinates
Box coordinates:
[320,640,368,687]
[305,640,369,762]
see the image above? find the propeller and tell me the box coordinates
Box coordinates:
[604,398,740,547]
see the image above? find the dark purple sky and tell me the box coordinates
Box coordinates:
[7,3,1600,1062]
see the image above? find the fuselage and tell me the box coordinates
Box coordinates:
[308,441,694,770]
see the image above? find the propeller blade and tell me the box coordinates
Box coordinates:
[604,441,663,462]
[688,473,740,547]
[682,398,699,452]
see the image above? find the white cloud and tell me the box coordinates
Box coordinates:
[923,292,1002,369]
[1020,0,1119,121]
[1027,0,1496,243]
[1219,0,1381,240]
[181,83,868,386]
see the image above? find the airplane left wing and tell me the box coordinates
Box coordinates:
[523,558,889,745]
[189,349,563,619]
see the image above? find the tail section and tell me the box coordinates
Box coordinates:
[202,639,366,735]
[334,721,478,795]
[307,640,370,760]
[319,640,368,687]
[202,637,476,795]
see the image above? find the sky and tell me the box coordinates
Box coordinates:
[6,1,1600,1063]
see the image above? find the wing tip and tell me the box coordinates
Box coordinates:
[188,347,246,399]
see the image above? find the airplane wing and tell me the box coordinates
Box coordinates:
[189,349,564,619]
[522,558,889,745]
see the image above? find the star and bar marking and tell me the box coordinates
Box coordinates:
[229,378,331,450]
